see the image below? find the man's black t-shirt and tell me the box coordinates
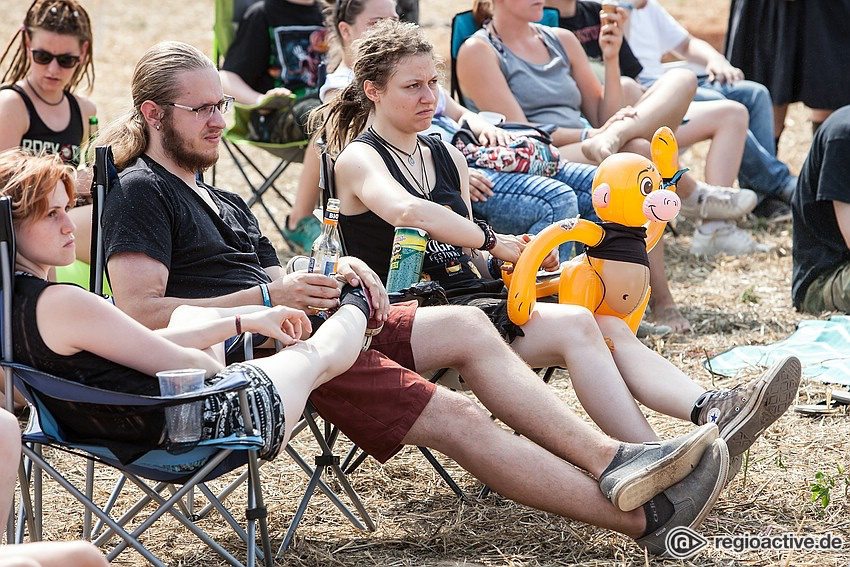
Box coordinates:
[558,1,643,79]
[103,155,280,299]
[221,0,326,96]
[791,106,850,309]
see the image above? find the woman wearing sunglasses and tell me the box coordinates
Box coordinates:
[0,0,96,167]
[0,0,97,274]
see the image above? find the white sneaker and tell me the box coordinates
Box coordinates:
[680,183,758,220]
[690,223,773,256]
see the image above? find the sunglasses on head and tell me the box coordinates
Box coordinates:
[30,49,81,68]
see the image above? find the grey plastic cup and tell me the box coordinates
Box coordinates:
[156,369,205,443]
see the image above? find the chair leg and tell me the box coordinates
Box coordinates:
[83,459,95,539]
[417,447,467,499]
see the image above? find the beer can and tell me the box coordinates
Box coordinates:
[386,227,428,293]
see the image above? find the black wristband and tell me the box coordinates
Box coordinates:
[474,218,497,251]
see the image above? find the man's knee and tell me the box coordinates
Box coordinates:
[406,388,492,449]
[664,67,698,95]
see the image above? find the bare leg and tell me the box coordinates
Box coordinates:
[594,315,705,420]
[507,303,658,442]
[0,411,21,537]
[647,241,691,333]
[0,541,108,567]
[402,388,646,538]
[410,306,626,471]
[69,205,92,265]
[287,143,322,229]
[774,103,789,141]
[677,100,749,186]
[248,304,366,445]
[582,69,697,163]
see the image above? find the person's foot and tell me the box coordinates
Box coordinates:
[635,438,729,556]
[599,423,718,512]
[689,223,773,256]
[281,214,321,254]
[693,356,801,458]
[581,130,621,164]
[647,304,691,334]
[636,320,672,339]
[752,197,792,222]
[680,183,758,220]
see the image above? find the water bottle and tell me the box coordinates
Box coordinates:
[309,198,342,278]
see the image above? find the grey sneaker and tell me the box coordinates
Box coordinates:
[599,423,718,512]
[689,222,773,256]
[680,183,758,220]
[695,356,801,458]
[635,438,729,556]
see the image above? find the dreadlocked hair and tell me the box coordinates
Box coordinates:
[0,0,95,93]
[308,18,435,157]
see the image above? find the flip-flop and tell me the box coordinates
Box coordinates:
[794,401,843,416]
[830,389,850,405]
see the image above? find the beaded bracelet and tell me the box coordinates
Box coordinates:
[474,218,497,251]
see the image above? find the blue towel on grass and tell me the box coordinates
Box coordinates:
[706,316,850,386]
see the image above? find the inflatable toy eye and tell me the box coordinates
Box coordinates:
[640,176,653,196]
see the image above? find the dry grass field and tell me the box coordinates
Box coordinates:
[2,0,848,565]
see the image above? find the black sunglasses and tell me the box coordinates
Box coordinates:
[30,49,81,69]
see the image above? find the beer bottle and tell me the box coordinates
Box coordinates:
[309,198,342,277]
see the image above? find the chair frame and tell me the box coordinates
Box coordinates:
[1,199,273,566]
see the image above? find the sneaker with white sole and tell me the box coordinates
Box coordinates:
[694,356,801,458]
[689,223,773,256]
[680,183,758,220]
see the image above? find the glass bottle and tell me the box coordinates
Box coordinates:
[309,198,342,278]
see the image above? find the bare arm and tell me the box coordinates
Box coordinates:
[37,284,223,377]
[219,70,292,105]
[107,252,269,329]
[0,90,29,152]
[834,201,850,250]
[671,35,743,85]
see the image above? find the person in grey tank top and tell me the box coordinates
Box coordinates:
[456,0,766,335]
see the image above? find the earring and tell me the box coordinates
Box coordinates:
[154,123,161,131]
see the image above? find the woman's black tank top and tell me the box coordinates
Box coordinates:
[2,84,84,166]
[339,131,482,289]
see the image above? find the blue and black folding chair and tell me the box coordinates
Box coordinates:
[0,192,273,565]
[450,7,560,104]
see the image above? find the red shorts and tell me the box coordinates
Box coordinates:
[308,301,436,463]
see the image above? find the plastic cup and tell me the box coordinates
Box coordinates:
[156,369,205,443]
[601,1,618,14]
[478,111,506,126]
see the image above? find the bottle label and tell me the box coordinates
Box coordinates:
[325,209,339,225]
[309,256,337,276]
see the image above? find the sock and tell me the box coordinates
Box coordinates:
[600,443,646,478]
[339,284,371,320]
[641,493,675,536]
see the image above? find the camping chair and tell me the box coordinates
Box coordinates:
[212,0,325,252]
[450,7,560,104]
[0,193,273,566]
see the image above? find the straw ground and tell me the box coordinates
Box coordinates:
[3,0,848,564]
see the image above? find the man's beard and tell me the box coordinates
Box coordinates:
[160,118,219,173]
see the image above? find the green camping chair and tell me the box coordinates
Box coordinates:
[212,0,317,251]
[450,7,560,104]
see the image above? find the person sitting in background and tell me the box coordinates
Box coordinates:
[792,106,850,314]
[548,0,770,257]
[0,0,97,267]
[457,0,756,330]
[0,409,108,566]
[626,0,797,222]
[219,0,327,253]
